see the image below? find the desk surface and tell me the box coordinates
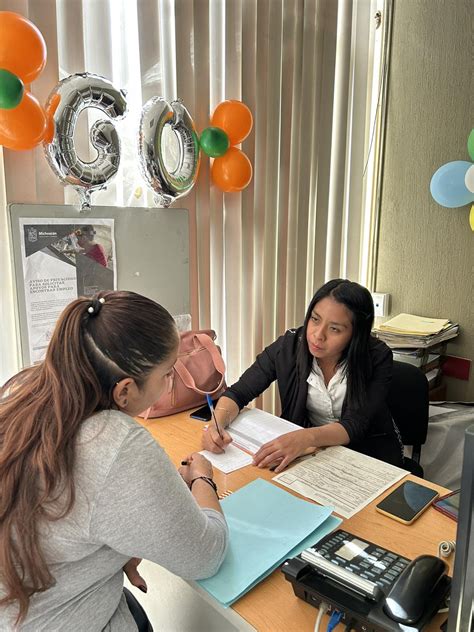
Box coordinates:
[137,411,456,632]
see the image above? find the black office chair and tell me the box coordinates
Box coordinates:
[387,361,429,478]
[124,587,153,632]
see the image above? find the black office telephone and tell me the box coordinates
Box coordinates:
[281,530,451,632]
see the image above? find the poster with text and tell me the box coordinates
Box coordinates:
[19,218,116,363]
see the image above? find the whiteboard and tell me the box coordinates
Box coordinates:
[9,203,189,366]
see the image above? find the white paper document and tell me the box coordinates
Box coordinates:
[200,444,254,474]
[227,408,299,454]
[200,408,298,474]
[273,445,406,518]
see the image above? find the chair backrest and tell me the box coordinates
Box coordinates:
[387,361,429,448]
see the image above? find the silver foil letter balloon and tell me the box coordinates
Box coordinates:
[138,97,200,207]
[43,73,127,211]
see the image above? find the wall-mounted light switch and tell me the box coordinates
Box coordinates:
[371,292,390,317]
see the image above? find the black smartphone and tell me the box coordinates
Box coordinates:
[189,400,218,421]
[375,480,439,525]
[432,489,460,522]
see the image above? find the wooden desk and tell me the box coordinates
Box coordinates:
[138,411,456,632]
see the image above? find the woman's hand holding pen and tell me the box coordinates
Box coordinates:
[200,396,238,453]
[253,429,317,473]
[179,453,223,514]
[178,452,213,485]
[201,423,233,453]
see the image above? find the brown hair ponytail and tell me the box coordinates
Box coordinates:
[0,291,178,622]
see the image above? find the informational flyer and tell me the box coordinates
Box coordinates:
[19,218,116,363]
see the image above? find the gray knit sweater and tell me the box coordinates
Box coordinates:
[1,410,228,631]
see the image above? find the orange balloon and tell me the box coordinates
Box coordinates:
[43,93,61,144]
[211,147,252,192]
[211,100,253,146]
[0,12,47,83]
[0,91,47,150]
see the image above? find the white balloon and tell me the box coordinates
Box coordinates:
[138,97,200,207]
[464,164,474,194]
[44,73,127,211]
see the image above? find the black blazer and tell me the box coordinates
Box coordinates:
[223,328,403,465]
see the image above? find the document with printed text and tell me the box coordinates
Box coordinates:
[227,408,299,454]
[273,445,406,518]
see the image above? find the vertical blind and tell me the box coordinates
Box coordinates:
[1,0,384,413]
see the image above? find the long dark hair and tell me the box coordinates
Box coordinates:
[0,291,178,622]
[297,279,374,409]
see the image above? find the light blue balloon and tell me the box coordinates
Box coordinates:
[430,160,474,208]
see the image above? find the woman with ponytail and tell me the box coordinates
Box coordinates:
[0,291,228,631]
[202,279,404,471]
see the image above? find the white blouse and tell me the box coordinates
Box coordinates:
[306,358,347,426]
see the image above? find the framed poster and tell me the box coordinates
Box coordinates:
[9,204,189,366]
[19,218,116,363]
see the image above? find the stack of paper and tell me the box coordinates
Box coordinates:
[197,479,341,606]
[392,350,440,368]
[373,313,459,348]
[377,313,449,335]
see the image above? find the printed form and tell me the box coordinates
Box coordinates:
[200,408,299,473]
[273,445,406,518]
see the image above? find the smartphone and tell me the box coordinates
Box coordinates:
[432,489,460,522]
[375,480,439,524]
[189,400,218,421]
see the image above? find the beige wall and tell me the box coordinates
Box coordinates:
[375,0,473,400]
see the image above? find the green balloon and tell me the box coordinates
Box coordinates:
[199,127,230,157]
[467,129,474,162]
[0,68,24,110]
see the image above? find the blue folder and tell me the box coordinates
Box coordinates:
[197,478,342,606]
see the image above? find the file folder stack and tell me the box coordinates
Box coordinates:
[373,313,459,391]
[197,479,341,606]
[373,313,459,348]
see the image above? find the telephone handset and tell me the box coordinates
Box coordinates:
[383,555,448,624]
[282,530,451,631]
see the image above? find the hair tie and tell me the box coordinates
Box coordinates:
[87,297,105,316]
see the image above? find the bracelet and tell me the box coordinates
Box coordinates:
[190,476,219,497]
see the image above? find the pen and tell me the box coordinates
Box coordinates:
[206,394,224,441]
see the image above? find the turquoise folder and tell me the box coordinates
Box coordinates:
[197,478,342,606]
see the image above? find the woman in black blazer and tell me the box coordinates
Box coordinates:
[202,279,404,470]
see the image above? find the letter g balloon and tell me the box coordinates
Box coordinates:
[43,73,127,211]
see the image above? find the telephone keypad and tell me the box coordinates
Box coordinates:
[307,529,410,594]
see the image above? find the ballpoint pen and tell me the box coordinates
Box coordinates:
[206,393,224,441]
